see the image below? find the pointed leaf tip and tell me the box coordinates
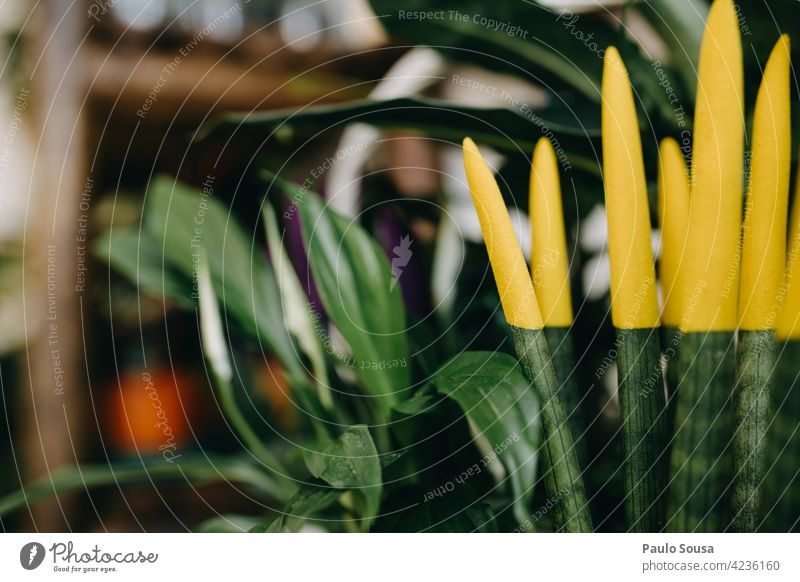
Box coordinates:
[462,139,544,330]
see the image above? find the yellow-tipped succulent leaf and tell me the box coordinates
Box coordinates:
[601,46,660,329]
[463,137,544,330]
[530,137,573,327]
[739,36,791,331]
[681,0,744,332]
[777,171,800,340]
[657,138,691,328]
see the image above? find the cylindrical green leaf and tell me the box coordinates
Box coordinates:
[662,325,683,434]
[616,328,669,531]
[731,330,776,531]
[543,326,586,464]
[762,340,800,531]
[511,326,593,532]
[667,331,735,532]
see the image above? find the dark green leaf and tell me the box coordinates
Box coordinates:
[303,425,382,528]
[199,97,600,175]
[267,485,343,532]
[272,177,409,415]
[391,387,438,416]
[379,450,406,468]
[194,515,268,533]
[0,456,281,516]
[374,484,497,532]
[199,95,598,140]
[94,227,195,309]
[371,0,605,101]
[370,0,680,125]
[143,176,311,393]
[430,351,540,522]
[144,177,272,341]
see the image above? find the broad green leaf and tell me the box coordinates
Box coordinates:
[274,177,409,415]
[391,387,438,417]
[370,0,680,121]
[94,227,195,309]
[143,176,311,396]
[430,351,540,523]
[198,95,598,140]
[194,515,268,533]
[374,484,497,532]
[378,450,406,468]
[0,456,283,516]
[198,97,600,175]
[267,485,343,532]
[96,177,330,433]
[303,425,382,529]
[369,1,681,135]
[144,177,277,346]
[371,0,604,101]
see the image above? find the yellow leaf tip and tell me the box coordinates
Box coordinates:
[534,136,550,149]
[462,137,544,330]
[709,0,737,20]
[530,134,572,326]
[704,0,741,49]
[681,0,744,331]
[772,36,790,76]
[603,46,627,75]
[533,137,555,162]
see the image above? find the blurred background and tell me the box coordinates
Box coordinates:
[0,0,798,532]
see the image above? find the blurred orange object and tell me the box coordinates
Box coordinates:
[256,356,297,431]
[105,368,195,459]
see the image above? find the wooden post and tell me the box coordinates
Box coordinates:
[21,0,88,531]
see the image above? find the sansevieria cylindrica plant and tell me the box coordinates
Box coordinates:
[667,0,744,533]
[462,137,592,532]
[764,178,800,531]
[656,137,690,412]
[601,46,669,532]
[462,0,796,534]
[732,35,791,532]
[529,137,585,464]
